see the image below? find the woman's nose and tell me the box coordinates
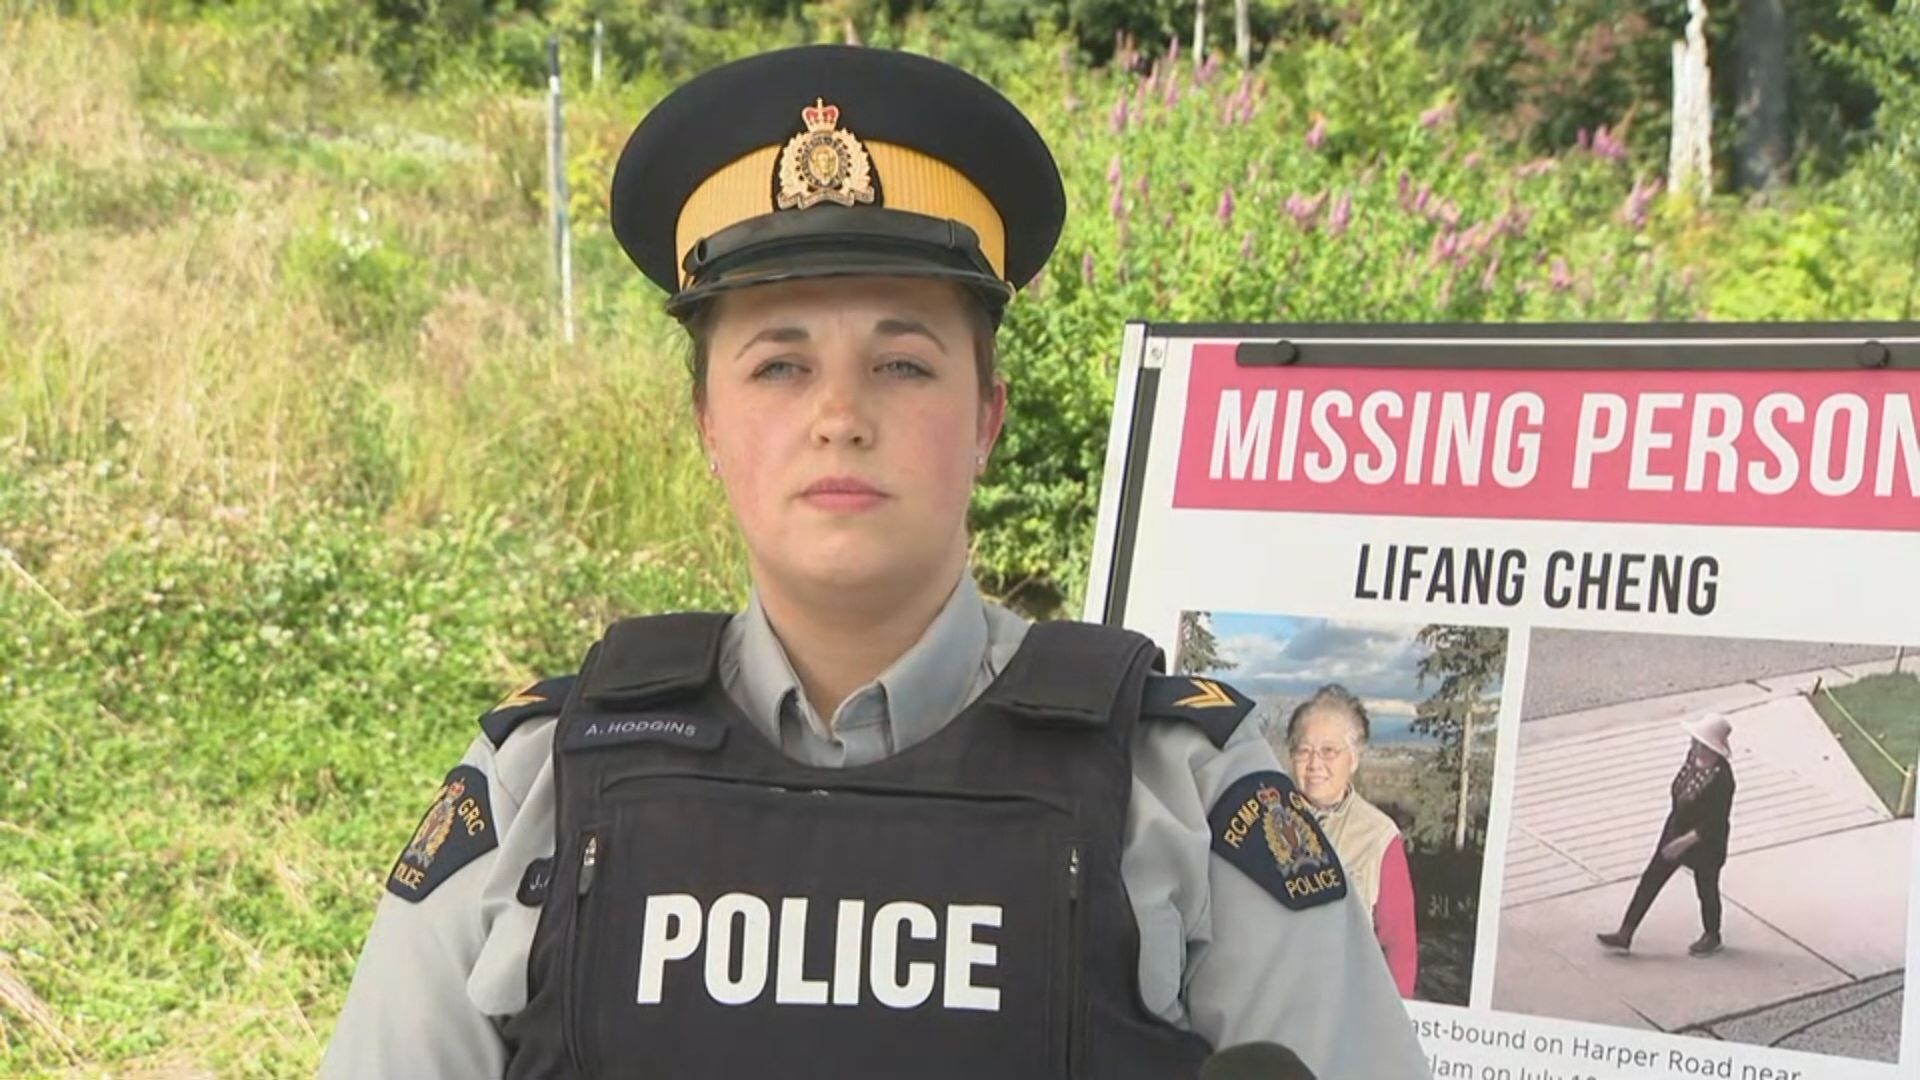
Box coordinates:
[808,369,875,448]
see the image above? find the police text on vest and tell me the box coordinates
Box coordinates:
[634,894,1003,1011]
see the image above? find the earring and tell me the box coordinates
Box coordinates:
[708,459,720,476]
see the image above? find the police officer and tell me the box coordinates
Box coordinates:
[319,44,1427,1080]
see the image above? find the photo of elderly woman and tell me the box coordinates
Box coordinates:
[1285,686,1421,995]
[1493,629,1916,1064]
[1595,712,1738,958]
[1176,610,1508,1006]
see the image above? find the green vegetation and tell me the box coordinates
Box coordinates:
[1811,671,1920,815]
[4,1,1918,1074]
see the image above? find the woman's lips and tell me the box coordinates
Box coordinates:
[799,476,888,512]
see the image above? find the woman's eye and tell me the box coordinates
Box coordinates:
[878,357,934,378]
[750,358,805,380]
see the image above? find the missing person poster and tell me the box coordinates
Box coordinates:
[1085,323,1920,1080]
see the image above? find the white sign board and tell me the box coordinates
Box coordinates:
[1087,321,1920,1080]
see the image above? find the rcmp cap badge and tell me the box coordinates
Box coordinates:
[776,99,875,210]
[1209,771,1348,911]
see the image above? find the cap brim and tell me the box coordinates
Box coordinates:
[664,253,1013,320]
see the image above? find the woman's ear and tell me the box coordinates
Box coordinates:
[695,401,720,475]
[976,377,1008,470]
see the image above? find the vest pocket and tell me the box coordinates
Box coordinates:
[560,825,604,1078]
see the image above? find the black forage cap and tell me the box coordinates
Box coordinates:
[609,44,1066,322]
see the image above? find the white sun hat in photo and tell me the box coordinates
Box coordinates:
[1681,711,1734,759]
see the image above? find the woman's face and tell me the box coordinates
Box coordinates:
[697,276,1004,605]
[1289,709,1359,808]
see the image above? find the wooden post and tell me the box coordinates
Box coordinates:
[545,37,575,345]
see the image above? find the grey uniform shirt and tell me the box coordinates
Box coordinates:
[319,575,1427,1078]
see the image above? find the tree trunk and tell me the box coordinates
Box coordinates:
[1733,0,1792,190]
[1453,705,1475,852]
[1669,0,1714,202]
[1235,0,1250,66]
[1194,0,1207,64]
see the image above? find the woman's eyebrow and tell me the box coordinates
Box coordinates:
[734,325,809,360]
[873,317,947,353]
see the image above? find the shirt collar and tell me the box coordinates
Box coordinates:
[723,573,994,756]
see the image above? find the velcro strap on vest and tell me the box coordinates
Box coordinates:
[978,620,1153,728]
[581,612,731,706]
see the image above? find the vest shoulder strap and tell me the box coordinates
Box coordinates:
[978,619,1156,728]
[580,611,731,706]
[1140,674,1254,749]
[479,674,578,749]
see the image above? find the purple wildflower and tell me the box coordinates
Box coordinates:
[1283,190,1328,230]
[1549,257,1573,291]
[1515,157,1557,179]
[1576,127,1591,151]
[1305,113,1327,151]
[1462,151,1482,170]
[1134,174,1150,200]
[1107,154,1123,187]
[1081,251,1095,286]
[1419,102,1456,130]
[1328,191,1353,236]
[1163,76,1181,109]
[1217,185,1236,224]
[1479,252,1501,292]
[1168,33,1181,68]
[1620,176,1663,229]
[1397,171,1413,210]
[1109,95,1128,134]
[1591,125,1627,161]
[1109,185,1126,222]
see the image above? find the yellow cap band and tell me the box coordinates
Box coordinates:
[674,140,1007,288]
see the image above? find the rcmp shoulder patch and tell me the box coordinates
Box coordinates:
[1142,675,1253,748]
[479,674,576,749]
[386,765,498,902]
[1208,770,1348,911]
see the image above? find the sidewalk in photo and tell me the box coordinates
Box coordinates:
[1504,672,1892,907]
[1492,666,1914,1062]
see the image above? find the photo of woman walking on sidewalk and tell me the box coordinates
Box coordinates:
[1596,712,1737,957]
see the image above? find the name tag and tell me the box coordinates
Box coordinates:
[564,713,728,753]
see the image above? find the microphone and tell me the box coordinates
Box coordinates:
[1199,1042,1320,1080]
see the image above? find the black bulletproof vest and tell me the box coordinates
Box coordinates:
[503,613,1213,1080]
